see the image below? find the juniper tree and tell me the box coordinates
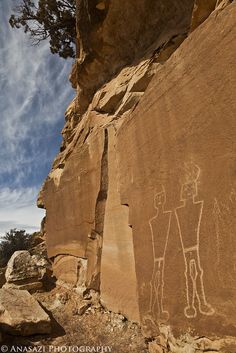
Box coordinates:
[9,0,76,58]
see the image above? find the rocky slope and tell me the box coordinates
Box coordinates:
[38,0,236,349]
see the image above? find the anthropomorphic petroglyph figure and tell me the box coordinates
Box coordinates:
[175,163,214,318]
[149,188,171,322]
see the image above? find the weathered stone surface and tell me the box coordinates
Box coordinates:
[100,125,139,322]
[93,59,160,118]
[0,288,51,336]
[61,98,81,150]
[190,0,217,31]
[77,301,91,315]
[39,0,236,341]
[215,0,233,10]
[76,0,195,112]
[96,84,127,114]
[53,255,79,288]
[4,281,42,292]
[31,254,50,279]
[158,328,236,353]
[5,251,39,282]
[4,251,42,291]
[41,128,106,259]
[148,341,164,353]
[38,117,110,293]
[30,239,51,284]
[190,0,233,33]
[52,255,87,290]
[117,3,236,336]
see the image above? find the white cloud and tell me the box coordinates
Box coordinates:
[0,0,75,232]
[0,187,45,237]
[0,0,74,181]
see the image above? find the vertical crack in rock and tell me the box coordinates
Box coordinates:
[86,129,109,290]
[94,129,109,236]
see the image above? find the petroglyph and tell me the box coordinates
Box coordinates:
[148,187,171,322]
[175,162,215,318]
[229,188,236,204]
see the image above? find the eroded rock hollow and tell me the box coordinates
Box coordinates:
[38,0,236,339]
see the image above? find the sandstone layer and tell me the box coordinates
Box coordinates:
[38,0,236,341]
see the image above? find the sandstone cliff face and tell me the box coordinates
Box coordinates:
[38,0,236,339]
[74,0,195,111]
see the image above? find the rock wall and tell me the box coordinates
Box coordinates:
[38,0,236,340]
[74,0,195,114]
[118,3,236,336]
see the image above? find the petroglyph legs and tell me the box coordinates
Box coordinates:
[150,259,169,322]
[183,250,214,318]
[175,163,214,318]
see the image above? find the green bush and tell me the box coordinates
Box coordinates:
[0,229,33,267]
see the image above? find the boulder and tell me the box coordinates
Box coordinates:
[77,301,91,315]
[29,240,50,284]
[4,251,42,291]
[0,288,51,336]
[3,281,42,292]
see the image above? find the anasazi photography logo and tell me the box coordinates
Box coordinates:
[1,346,112,353]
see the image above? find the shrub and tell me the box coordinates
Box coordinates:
[0,229,33,267]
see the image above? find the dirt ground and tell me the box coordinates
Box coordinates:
[1,285,149,353]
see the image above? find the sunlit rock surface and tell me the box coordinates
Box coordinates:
[38,0,236,340]
[4,250,42,292]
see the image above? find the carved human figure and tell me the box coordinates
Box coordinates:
[175,179,215,318]
[148,189,171,322]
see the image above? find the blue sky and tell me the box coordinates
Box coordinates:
[0,0,75,236]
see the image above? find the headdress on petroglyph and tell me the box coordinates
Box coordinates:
[182,161,201,184]
[180,162,201,200]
